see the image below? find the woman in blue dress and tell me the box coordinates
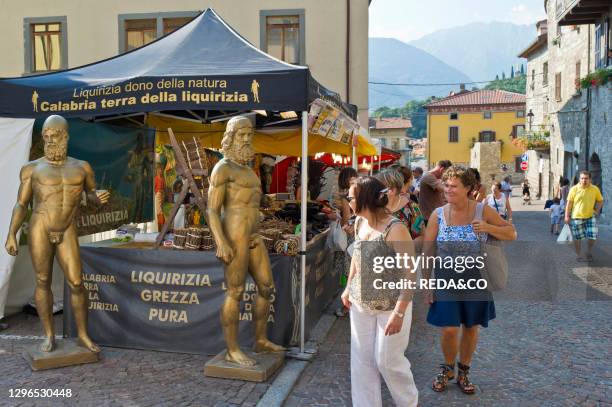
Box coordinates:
[423,166,516,394]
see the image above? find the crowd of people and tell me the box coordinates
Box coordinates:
[331,160,518,406]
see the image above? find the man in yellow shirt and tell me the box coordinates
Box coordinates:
[564,171,604,261]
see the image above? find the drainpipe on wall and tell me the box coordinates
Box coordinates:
[584,21,593,171]
[346,0,350,103]
[585,87,591,171]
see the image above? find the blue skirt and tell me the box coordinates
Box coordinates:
[427,299,496,328]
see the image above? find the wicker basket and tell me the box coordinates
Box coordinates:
[173,228,187,250]
[274,239,299,256]
[201,235,215,251]
[185,227,203,250]
[261,236,275,251]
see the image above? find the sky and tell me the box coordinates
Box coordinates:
[369,0,547,43]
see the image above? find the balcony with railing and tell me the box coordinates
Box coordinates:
[557,0,610,26]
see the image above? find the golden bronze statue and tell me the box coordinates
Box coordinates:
[4,115,108,354]
[207,116,285,367]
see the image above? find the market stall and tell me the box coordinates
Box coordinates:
[0,9,370,355]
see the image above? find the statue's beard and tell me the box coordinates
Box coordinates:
[44,142,68,162]
[227,144,254,164]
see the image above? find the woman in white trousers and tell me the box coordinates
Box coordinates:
[350,302,417,406]
[341,176,418,407]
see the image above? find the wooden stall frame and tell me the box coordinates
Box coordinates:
[155,127,209,248]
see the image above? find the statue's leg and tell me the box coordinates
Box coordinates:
[250,236,286,353]
[222,239,255,366]
[28,217,56,352]
[56,224,100,353]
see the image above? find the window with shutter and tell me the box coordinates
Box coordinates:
[512,125,525,139]
[449,127,459,143]
[543,62,548,86]
[479,131,495,142]
[555,73,562,101]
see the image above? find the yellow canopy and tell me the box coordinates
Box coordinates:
[147,114,376,156]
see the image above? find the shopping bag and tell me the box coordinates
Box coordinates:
[481,238,508,291]
[326,219,348,251]
[557,224,573,243]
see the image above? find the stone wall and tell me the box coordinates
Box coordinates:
[544,1,594,200]
[586,85,612,224]
[470,141,501,191]
[525,44,549,131]
[524,150,551,199]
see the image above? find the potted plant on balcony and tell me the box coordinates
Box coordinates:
[579,68,612,90]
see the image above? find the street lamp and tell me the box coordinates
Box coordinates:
[527,109,534,131]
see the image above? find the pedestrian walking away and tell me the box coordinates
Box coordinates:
[501,176,512,200]
[549,198,562,234]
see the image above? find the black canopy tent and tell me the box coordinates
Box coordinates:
[0,8,356,357]
[0,8,355,120]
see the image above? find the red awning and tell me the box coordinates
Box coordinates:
[313,147,401,168]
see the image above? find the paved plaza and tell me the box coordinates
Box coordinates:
[0,192,610,406]
[286,192,612,406]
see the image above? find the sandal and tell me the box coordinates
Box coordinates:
[456,362,476,394]
[432,363,455,392]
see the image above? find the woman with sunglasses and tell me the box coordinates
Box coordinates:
[334,167,359,317]
[377,168,425,239]
[341,176,418,407]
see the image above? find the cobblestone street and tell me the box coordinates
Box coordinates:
[0,311,271,407]
[286,193,612,406]
[0,194,610,406]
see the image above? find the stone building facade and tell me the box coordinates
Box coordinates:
[519,20,550,132]
[545,2,593,195]
[520,1,611,223]
[369,117,413,166]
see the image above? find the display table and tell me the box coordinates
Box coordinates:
[63,231,337,355]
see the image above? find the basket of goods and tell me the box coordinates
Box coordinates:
[185,227,204,250]
[201,235,215,251]
[173,228,187,250]
[262,228,283,240]
[180,138,210,172]
[260,208,277,219]
[200,228,215,250]
[274,238,299,256]
[262,195,273,208]
[260,235,275,251]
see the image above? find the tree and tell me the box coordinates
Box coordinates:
[502,72,506,80]
[496,74,499,80]
[372,97,434,140]
[484,75,527,94]
[520,64,525,76]
[511,66,515,79]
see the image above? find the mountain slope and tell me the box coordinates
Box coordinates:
[410,22,534,82]
[369,37,472,109]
